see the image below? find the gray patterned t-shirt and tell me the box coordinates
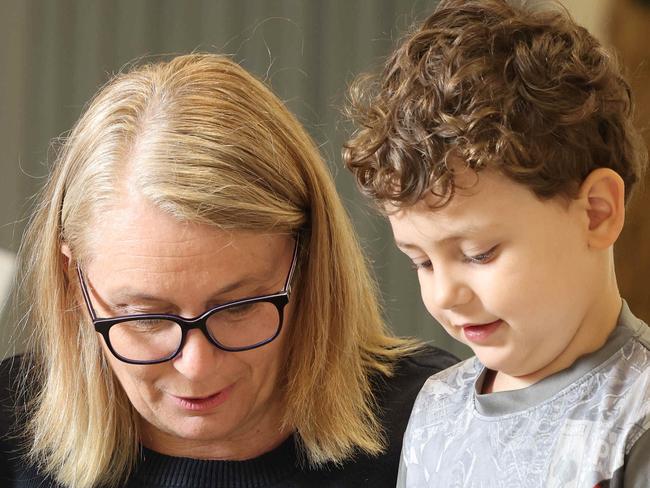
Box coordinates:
[397,303,650,487]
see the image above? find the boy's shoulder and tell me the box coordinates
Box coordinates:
[407,356,480,430]
[606,302,650,387]
[400,308,650,486]
[418,355,480,396]
[408,303,650,431]
[375,344,461,419]
[623,303,650,348]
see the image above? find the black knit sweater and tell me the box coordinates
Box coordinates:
[0,347,457,487]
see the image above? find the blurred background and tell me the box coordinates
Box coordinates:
[0,0,648,361]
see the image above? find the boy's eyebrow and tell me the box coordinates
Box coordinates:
[395,229,485,251]
[394,240,421,251]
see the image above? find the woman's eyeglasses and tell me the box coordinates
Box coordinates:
[76,238,299,365]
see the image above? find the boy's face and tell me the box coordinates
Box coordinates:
[389,169,602,379]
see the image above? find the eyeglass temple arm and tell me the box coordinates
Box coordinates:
[284,235,300,294]
[76,265,98,321]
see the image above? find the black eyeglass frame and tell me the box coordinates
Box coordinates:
[76,237,300,365]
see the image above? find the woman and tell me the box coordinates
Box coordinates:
[0,54,457,488]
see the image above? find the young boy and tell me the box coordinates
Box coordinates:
[343,0,650,486]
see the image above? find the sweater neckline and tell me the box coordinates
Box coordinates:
[131,434,300,488]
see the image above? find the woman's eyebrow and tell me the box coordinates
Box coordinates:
[104,267,286,313]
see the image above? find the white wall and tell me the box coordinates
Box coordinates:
[0,249,16,360]
[559,0,615,43]
[0,249,14,310]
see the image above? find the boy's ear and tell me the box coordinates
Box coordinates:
[578,168,625,249]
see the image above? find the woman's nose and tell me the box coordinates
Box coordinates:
[172,328,224,380]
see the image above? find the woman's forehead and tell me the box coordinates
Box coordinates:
[85,195,290,286]
[85,231,292,315]
[90,191,269,249]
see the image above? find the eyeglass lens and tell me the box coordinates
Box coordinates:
[108,301,281,362]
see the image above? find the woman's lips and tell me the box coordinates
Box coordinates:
[461,319,502,344]
[169,384,234,412]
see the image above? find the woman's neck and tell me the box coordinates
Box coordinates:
[138,401,293,460]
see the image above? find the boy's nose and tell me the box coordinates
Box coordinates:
[427,271,473,311]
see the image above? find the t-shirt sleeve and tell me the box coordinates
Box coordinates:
[624,427,650,487]
[396,450,407,488]
[396,401,417,488]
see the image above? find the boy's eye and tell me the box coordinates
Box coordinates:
[410,260,433,272]
[463,245,498,264]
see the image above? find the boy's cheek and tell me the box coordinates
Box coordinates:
[418,279,438,317]
[419,288,453,334]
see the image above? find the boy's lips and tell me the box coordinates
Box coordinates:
[459,319,501,328]
[460,319,502,343]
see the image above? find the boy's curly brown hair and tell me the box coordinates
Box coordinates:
[343,0,647,208]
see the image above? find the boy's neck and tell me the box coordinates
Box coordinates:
[483,291,623,394]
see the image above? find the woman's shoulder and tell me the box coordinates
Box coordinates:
[379,344,459,398]
[0,355,25,432]
[395,344,459,377]
[0,355,24,485]
[323,345,458,487]
[375,344,459,432]
[0,355,53,487]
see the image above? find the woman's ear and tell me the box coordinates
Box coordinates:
[578,168,625,249]
[61,243,72,269]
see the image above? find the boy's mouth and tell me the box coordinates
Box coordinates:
[461,319,502,343]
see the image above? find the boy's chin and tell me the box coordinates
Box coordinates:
[472,350,519,377]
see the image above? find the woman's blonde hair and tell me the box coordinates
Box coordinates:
[16,54,414,488]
